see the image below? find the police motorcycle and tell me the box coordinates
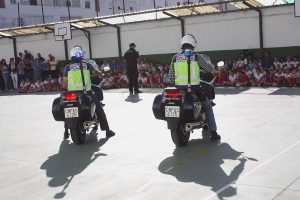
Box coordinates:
[52,60,110,145]
[152,49,222,147]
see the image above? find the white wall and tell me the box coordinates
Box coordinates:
[186,10,259,51]
[119,19,182,55]
[0,39,14,59]
[1,5,300,61]
[91,27,119,58]
[263,6,300,48]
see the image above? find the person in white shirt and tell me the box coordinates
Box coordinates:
[18,80,27,93]
[273,57,280,68]
[253,69,264,86]
[285,56,293,68]
[100,76,113,89]
[292,57,299,68]
[228,70,237,86]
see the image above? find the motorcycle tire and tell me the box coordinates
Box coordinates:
[70,126,86,145]
[171,124,190,147]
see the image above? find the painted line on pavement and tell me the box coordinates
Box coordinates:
[205,139,300,200]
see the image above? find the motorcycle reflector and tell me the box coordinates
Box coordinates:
[64,92,77,100]
[166,89,180,98]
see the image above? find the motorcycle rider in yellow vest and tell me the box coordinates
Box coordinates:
[62,46,115,139]
[169,34,221,141]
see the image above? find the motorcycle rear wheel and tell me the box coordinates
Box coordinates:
[171,124,190,147]
[70,126,86,145]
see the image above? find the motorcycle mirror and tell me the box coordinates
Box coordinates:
[217,61,224,67]
[103,66,110,72]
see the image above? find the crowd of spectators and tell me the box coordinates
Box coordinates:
[0,50,60,93]
[1,50,299,94]
[214,52,300,87]
[97,52,300,89]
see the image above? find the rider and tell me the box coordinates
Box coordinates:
[62,46,115,139]
[168,34,221,141]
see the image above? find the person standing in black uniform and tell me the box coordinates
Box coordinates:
[124,43,142,94]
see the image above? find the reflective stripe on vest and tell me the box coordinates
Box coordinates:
[174,61,200,86]
[67,69,91,91]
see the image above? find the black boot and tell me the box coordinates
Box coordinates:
[134,90,142,94]
[106,130,115,138]
[210,131,221,141]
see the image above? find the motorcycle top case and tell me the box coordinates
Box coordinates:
[152,94,165,120]
[52,97,64,121]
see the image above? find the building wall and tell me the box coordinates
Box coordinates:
[264,7,300,48]
[0,0,216,28]
[0,0,96,28]
[0,5,299,61]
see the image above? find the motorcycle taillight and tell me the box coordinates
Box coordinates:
[63,92,77,100]
[166,89,181,98]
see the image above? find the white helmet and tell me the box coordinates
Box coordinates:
[70,46,86,59]
[181,34,197,48]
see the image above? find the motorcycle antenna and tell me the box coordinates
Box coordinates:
[184,48,193,93]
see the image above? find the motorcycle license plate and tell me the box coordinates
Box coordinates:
[165,106,180,118]
[64,107,79,118]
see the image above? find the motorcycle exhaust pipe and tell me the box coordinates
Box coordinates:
[83,121,93,130]
[185,122,203,132]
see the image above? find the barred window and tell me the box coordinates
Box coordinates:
[72,0,80,8]
[84,0,90,8]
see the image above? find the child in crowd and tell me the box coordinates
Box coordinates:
[18,80,27,93]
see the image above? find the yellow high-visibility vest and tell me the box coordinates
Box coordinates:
[67,63,91,91]
[173,60,200,86]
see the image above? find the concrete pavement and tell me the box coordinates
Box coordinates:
[0,88,300,200]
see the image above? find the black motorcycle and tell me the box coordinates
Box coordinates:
[152,50,221,147]
[52,60,109,145]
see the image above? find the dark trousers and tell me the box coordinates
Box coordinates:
[191,85,217,131]
[88,91,109,131]
[127,69,139,93]
[92,86,103,101]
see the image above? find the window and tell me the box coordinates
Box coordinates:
[30,0,37,5]
[10,0,16,4]
[72,0,80,7]
[177,2,180,6]
[84,0,90,8]
[0,0,5,7]
[20,0,30,5]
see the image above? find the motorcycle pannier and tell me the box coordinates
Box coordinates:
[152,94,165,120]
[52,97,64,121]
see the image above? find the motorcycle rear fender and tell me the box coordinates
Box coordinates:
[65,117,80,129]
[167,118,180,130]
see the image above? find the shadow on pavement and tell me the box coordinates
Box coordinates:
[125,94,143,103]
[158,140,257,200]
[40,131,109,199]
